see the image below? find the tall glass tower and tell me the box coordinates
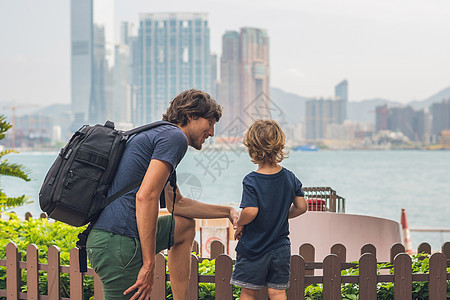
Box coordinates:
[335,79,348,122]
[218,31,241,134]
[138,13,211,124]
[71,0,114,128]
[240,28,270,125]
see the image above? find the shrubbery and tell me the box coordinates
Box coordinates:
[0,213,91,299]
[1,215,449,300]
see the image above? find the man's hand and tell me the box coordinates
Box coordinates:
[229,207,239,230]
[234,225,244,240]
[124,262,155,300]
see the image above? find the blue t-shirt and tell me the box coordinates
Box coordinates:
[235,167,304,258]
[94,124,188,238]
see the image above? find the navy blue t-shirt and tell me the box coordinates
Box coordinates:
[94,124,188,238]
[235,167,304,258]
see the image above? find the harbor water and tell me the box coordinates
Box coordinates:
[2,149,450,251]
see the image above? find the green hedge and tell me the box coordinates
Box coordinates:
[0,213,92,299]
[1,214,449,300]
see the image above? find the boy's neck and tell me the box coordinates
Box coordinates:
[256,163,282,175]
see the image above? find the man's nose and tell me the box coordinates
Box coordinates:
[209,125,215,137]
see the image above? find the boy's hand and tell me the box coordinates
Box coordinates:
[229,207,239,230]
[234,225,244,240]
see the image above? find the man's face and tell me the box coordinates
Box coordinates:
[186,117,215,150]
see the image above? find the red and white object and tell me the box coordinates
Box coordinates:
[401,208,413,254]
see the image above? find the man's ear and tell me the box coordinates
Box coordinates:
[187,115,199,122]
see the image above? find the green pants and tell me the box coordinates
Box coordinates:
[86,215,175,299]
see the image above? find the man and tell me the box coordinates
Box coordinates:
[86,89,239,299]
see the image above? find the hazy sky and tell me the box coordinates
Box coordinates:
[1,0,449,106]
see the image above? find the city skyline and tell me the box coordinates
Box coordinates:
[1,0,450,106]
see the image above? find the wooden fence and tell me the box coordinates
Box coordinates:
[1,241,449,299]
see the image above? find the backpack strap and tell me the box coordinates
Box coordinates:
[167,171,177,250]
[123,120,177,136]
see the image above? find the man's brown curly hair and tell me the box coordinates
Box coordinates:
[162,89,222,126]
[243,120,288,165]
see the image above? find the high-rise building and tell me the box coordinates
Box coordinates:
[71,0,114,128]
[210,52,218,99]
[430,99,450,137]
[335,79,348,123]
[219,31,241,134]
[113,44,133,128]
[138,13,211,124]
[217,28,270,136]
[375,105,427,142]
[305,98,334,140]
[240,28,270,125]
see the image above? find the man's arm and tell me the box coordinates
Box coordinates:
[288,196,307,219]
[164,184,239,229]
[124,159,172,299]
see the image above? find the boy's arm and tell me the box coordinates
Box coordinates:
[234,207,258,240]
[288,196,307,219]
[237,207,259,226]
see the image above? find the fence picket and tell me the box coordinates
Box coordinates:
[25,212,32,220]
[211,240,225,259]
[323,254,341,300]
[192,240,199,254]
[187,254,198,300]
[429,253,447,300]
[390,243,405,263]
[361,243,376,258]
[26,244,39,300]
[48,245,61,299]
[417,242,431,259]
[151,253,166,300]
[215,254,233,300]
[331,243,346,262]
[442,242,450,259]
[6,242,19,300]
[394,253,412,299]
[359,253,377,300]
[69,247,83,300]
[94,273,104,300]
[287,255,305,300]
[299,243,315,276]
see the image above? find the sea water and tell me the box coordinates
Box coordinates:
[2,149,450,250]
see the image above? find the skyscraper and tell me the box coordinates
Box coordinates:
[138,13,211,124]
[375,105,427,142]
[335,79,348,123]
[210,52,218,99]
[305,98,334,140]
[430,99,450,138]
[71,0,114,128]
[113,43,132,127]
[219,31,241,133]
[240,27,270,125]
[217,27,270,135]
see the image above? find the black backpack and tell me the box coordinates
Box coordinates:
[39,120,178,271]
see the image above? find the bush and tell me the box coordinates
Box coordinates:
[1,215,449,299]
[0,213,91,299]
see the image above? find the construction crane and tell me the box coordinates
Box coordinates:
[2,100,39,148]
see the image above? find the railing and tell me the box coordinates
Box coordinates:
[1,241,449,299]
[303,187,345,213]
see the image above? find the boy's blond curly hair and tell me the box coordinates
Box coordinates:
[243,120,288,165]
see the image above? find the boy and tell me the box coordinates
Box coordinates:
[231,120,307,300]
